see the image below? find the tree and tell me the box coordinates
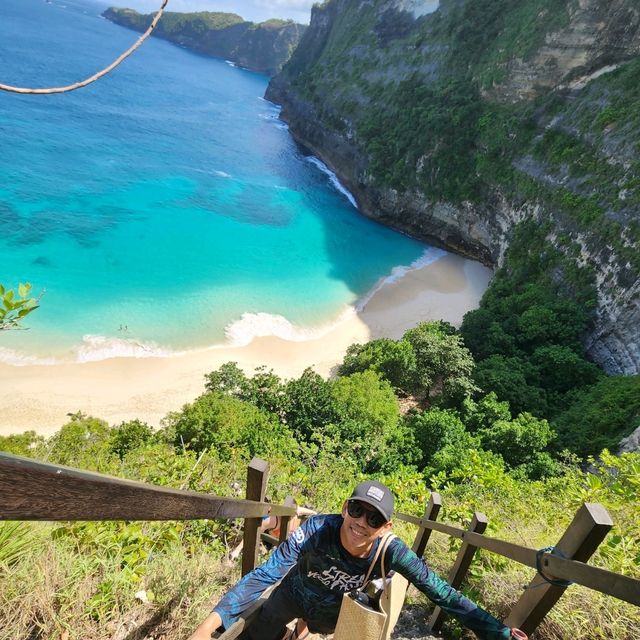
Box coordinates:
[47,414,113,470]
[479,412,555,470]
[337,338,416,391]
[165,392,287,459]
[204,363,285,417]
[0,283,39,331]
[328,370,401,468]
[403,320,477,405]
[406,408,478,469]
[461,392,511,433]
[110,420,154,460]
[474,354,548,416]
[282,368,339,441]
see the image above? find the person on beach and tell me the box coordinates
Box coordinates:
[188,480,525,640]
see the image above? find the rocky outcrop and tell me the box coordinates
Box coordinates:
[619,425,640,453]
[266,0,640,374]
[103,8,306,76]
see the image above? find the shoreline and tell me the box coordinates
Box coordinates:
[0,253,492,436]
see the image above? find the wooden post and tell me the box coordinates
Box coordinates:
[412,492,442,557]
[278,496,296,544]
[241,458,269,576]
[505,502,613,635]
[429,511,488,632]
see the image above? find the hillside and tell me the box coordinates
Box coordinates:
[266,0,640,374]
[103,8,307,75]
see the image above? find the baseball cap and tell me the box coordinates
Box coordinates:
[349,480,394,522]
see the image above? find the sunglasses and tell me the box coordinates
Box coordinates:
[347,500,387,529]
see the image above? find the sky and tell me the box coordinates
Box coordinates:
[115,0,316,23]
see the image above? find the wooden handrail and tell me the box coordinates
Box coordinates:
[0,452,296,522]
[396,509,640,607]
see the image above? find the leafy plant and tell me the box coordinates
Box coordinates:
[0,283,39,330]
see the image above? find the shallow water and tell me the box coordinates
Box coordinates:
[0,0,434,363]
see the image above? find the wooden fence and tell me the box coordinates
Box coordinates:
[1,451,639,638]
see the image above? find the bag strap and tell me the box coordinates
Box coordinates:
[361,533,396,590]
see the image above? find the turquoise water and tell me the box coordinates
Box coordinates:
[0,0,433,362]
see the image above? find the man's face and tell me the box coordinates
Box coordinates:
[340,499,392,554]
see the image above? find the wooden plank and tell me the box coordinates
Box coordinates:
[543,553,640,607]
[412,492,442,558]
[505,503,614,635]
[429,512,488,632]
[396,511,465,539]
[278,496,296,544]
[242,458,270,576]
[0,453,294,521]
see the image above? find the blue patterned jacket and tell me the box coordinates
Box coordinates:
[213,514,511,639]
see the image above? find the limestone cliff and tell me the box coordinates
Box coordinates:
[103,8,306,76]
[266,0,640,374]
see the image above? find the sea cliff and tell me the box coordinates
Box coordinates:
[266,0,640,374]
[103,8,306,75]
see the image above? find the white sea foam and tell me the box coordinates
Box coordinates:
[305,156,358,209]
[0,348,57,366]
[214,170,232,178]
[225,60,237,67]
[224,312,348,347]
[354,247,448,311]
[73,335,176,362]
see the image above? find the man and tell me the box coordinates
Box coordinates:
[189,480,524,640]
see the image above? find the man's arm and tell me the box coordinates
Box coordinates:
[206,517,316,632]
[387,539,512,640]
[188,612,222,640]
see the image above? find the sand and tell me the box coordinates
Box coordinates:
[0,253,492,436]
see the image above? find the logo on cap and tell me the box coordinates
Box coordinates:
[366,486,385,502]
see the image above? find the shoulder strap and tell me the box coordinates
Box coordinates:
[361,533,396,589]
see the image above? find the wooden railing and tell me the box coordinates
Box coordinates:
[0,452,297,577]
[396,494,640,635]
[1,451,639,638]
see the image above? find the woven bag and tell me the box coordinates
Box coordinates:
[333,534,398,640]
[378,542,408,640]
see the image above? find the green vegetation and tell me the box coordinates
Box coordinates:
[0,282,39,331]
[2,310,638,638]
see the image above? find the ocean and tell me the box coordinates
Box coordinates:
[0,0,439,363]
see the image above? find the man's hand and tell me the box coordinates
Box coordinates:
[188,612,222,640]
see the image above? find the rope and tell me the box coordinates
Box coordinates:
[533,546,574,588]
[0,0,169,95]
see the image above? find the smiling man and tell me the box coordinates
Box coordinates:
[188,480,522,640]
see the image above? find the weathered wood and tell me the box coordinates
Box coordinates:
[411,492,442,558]
[278,496,296,544]
[429,512,488,632]
[0,453,294,522]
[543,552,640,606]
[396,511,465,539]
[242,458,270,576]
[394,504,640,605]
[505,502,614,635]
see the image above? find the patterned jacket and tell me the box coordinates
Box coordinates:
[213,514,511,639]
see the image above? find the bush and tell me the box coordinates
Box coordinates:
[109,420,154,460]
[164,392,288,459]
[337,338,416,391]
[403,320,477,405]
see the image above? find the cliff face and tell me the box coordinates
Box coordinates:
[266,0,640,374]
[103,8,306,76]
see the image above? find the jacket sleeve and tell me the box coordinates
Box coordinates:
[212,517,315,630]
[387,538,511,640]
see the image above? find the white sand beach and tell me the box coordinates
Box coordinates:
[0,253,492,436]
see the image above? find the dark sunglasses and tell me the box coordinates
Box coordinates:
[347,500,387,529]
